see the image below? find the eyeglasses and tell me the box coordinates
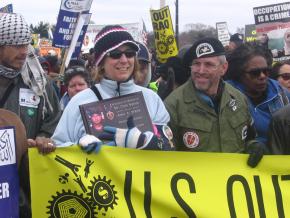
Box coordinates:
[64,67,86,75]
[190,61,221,71]
[245,67,271,78]
[278,73,290,80]
[107,50,136,59]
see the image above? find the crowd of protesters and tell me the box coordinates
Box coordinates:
[1,12,290,217]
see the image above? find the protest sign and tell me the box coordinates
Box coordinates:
[150,6,178,63]
[38,38,61,57]
[216,22,230,46]
[254,2,290,61]
[39,47,61,58]
[0,127,19,217]
[39,38,52,47]
[53,0,93,48]
[30,146,290,217]
[245,24,257,42]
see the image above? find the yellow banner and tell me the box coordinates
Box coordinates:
[29,146,290,217]
[150,6,178,63]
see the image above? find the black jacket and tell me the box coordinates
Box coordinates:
[268,104,290,154]
[0,75,61,138]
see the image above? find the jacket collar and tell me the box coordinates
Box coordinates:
[183,80,239,114]
[183,79,225,103]
[100,78,135,97]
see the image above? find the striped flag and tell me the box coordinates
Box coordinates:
[141,19,148,45]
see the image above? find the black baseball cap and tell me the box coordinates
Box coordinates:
[183,37,225,68]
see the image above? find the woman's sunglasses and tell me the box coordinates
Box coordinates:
[107,50,136,59]
[245,67,271,78]
[278,73,290,80]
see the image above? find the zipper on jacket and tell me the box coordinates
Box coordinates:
[116,82,121,96]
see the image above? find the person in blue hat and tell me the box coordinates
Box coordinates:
[134,42,152,87]
[165,37,266,167]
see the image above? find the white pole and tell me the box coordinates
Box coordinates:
[64,14,90,67]
[160,0,166,8]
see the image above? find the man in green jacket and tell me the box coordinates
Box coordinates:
[165,37,265,167]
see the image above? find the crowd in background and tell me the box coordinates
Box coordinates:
[1,13,290,217]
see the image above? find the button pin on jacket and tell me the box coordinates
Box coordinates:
[229,99,237,111]
[27,108,35,116]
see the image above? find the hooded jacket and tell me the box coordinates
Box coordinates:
[227,79,290,144]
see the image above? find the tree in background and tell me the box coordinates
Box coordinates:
[147,23,217,51]
[30,22,55,38]
[178,23,217,48]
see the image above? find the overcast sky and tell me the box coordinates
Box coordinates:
[0,0,284,33]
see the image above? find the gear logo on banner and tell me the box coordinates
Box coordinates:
[47,189,96,218]
[88,176,118,211]
[46,155,119,217]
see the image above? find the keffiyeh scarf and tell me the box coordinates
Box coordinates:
[0,45,53,118]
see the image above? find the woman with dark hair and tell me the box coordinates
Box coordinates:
[226,43,290,145]
[271,60,290,92]
[52,25,173,151]
[59,66,91,110]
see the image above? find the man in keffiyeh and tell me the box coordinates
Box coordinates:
[0,13,61,217]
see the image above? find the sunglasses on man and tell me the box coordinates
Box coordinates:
[278,73,290,80]
[107,50,136,59]
[245,67,271,78]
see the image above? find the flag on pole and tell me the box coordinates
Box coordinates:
[67,13,92,65]
[48,26,53,40]
[141,19,148,45]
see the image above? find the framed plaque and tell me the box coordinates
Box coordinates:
[79,92,153,137]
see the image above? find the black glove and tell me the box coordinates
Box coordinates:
[246,141,267,168]
[157,68,175,100]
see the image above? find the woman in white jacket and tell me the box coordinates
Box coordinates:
[52,25,174,151]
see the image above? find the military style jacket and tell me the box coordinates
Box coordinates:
[165,80,255,152]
